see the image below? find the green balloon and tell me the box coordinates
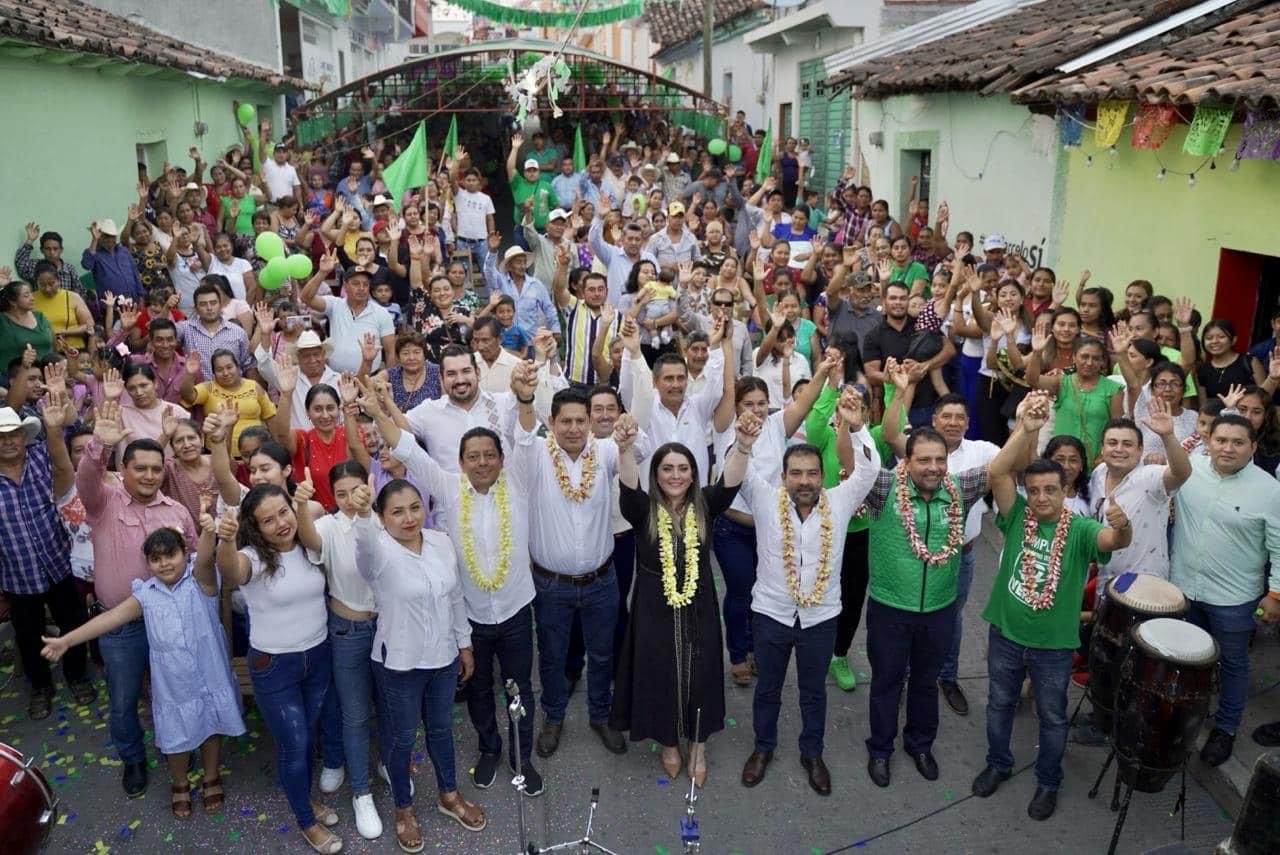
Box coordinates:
[259,267,284,291]
[728,144,742,162]
[285,253,313,280]
[254,231,285,261]
[237,103,256,128]
[262,256,289,289]
[707,138,727,156]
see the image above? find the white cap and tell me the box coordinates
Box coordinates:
[982,233,1007,251]
[523,158,540,170]
[547,208,569,221]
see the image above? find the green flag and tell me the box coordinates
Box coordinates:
[755,118,773,185]
[382,122,429,209]
[573,123,587,172]
[443,114,458,157]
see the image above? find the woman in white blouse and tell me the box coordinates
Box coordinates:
[349,479,486,850]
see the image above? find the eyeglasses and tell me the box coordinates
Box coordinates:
[1152,380,1182,390]
[712,300,735,308]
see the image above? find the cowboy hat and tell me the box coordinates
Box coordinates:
[0,407,41,444]
[290,329,334,356]
[498,245,533,273]
[97,218,121,237]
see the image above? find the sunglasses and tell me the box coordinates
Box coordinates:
[712,300,735,308]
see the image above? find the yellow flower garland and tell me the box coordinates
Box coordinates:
[458,473,512,593]
[657,504,699,608]
[776,487,834,608]
[546,432,596,501]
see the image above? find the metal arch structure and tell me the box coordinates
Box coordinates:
[290,38,727,155]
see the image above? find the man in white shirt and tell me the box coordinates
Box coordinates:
[513,380,628,758]
[617,315,732,487]
[300,253,396,373]
[588,209,658,306]
[737,393,878,795]
[255,330,342,430]
[881,368,1001,717]
[472,317,521,394]
[452,168,496,273]
[260,143,303,206]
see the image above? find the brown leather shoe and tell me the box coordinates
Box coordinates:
[740,750,772,787]
[801,755,832,796]
[730,661,754,687]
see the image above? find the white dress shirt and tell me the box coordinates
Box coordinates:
[514,422,620,574]
[1088,463,1175,584]
[390,432,535,625]
[477,349,522,394]
[255,344,343,430]
[619,346,726,486]
[740,429,878,628]
[353,518,471,670]
[714,410,789,514]
[949,438,1000,544]
[753,348,811,410]
[311,512,377,613]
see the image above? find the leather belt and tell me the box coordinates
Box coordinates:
[532,559,610,586]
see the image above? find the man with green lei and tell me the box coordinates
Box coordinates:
[971,391,1130,821]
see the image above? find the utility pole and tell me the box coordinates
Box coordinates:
[702,0,713,99]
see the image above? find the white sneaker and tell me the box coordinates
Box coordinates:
[352,793,382,839]
[320,765,345,794]
[378,762,414,797]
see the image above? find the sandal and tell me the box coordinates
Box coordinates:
[69,680,98,706]
[27,687,53,721]
[201,776,224,814]
[394,808,424,854]
[311,801,340,828]
[171,784,194,819]
[437,791,486,832]
[301,825,343,855]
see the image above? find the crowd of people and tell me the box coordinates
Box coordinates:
[3,104,1280,852]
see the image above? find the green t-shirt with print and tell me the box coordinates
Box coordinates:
[982,493,1109,650]
[510,174,554,229]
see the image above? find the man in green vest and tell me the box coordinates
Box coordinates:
[860,418,1025,788]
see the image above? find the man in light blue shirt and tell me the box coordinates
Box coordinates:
[588,213,658,306]
[551,158,580,210]
[483,240,560,336]
[577,159,620,211]
[1170,414,1280,767]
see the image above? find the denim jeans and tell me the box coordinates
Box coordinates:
[328,611,382,794]
[249,641,332,829]
[939,547,976,682]
[374,658,458,808]
[99,618,150,764]
[711,516,758,665]
[752,614,837,757]
[1186,599,1257,734]
[865,599,955,758]
[958,354,983,440]
[533,564,619,723]
[467,605,535,765]
[455,236,488,281]
[984,625,1073,789]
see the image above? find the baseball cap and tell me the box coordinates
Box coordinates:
[848,271,873,288]
[667,202,685,217]
[547,208,569,222]
[523,158,540,170]
[982,234,1007,252]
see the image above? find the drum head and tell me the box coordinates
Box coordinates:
[1133,618,1219,666]
[1108,573,1187,614]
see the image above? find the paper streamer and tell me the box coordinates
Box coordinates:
[1183,103,1234,157]
[1131,103,1178,150]
[1235,108,1280,161]
[444,0,645,28]
[1094,100,1129,148]
[1058,104,1085,147]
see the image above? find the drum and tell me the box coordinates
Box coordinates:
[0,742,58,854]
[1113,618,1218,793]
[1086,573,1187,732]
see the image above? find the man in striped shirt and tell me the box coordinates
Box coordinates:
[552,245,616,387]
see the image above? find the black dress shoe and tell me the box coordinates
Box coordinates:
[912,751,939,781]
[740,750,772,787]
[938,680,969,716]
[536,722,563,758]
[1027,786,1058,821]
[867,756,890,788]
[971,765,1012,797]
[800,755,832,796]
[589,721,627,754]
[512,759,545,797]
[472,752,500,788]
[122,761,148,798]
[1200,727,1234,767]
[1251,720,1280,747]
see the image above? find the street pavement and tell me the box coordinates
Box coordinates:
[0,520,1245,854]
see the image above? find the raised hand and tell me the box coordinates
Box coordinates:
[337,372,359,405]
[1018,390,1052,432]
[510,359,538,400]
[184,350,203,378]
[43,360,67,397]
[996,307,1018,338]
[254,301,276,334]
[350,482,373,516]
[1104,501,1130,532]
[677,260,694,286]
[318,246,338,276]
[407,235,425,261]
[1110,319,1132,354]
[533,328,556,363]
[42,386,73,430]
[359,332,379,364]
[102,367,124,401]
[294,467,316,507]
[274,349,299,393]
[1030,327,1049,354]
[198,495,216,538]
[815,350,840,379]
[118,300,140,331]
[555,242,572,268]
[612,412,638,450]
[510,131,524,150]
[487,232,502,252]
[1052,280,1070,306]
[92,400,132,447]
[24,221,40,242]
[884,356,911,389]
[1218,383,1246,410]
[735,410,763,447]
[1173,296,1194,327]
[1141,395,1175,437]
[837,387,867,432]
[1268,347,1280,382]
[216,508,239,541]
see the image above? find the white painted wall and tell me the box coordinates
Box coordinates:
[656,32,767,128]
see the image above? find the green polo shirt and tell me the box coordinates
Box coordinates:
[510,174,554,228]
[804,384,888,534]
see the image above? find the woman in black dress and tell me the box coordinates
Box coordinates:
[610,411,760,786]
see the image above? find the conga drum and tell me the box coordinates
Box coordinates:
[0,742,58,854]
[1087,573,1187,732]
[1113,618,1218,793]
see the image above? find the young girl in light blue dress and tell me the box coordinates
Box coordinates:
[41,511,245,818]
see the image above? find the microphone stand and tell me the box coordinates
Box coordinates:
[506,678,534,855]
[680,707,702,852]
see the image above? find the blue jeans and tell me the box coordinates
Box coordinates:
[865,599,955,758]
[712,516,758,665]
[752,614,837,757]
[467,605,535,765]
[984,625,1073,789]
[374,658,458,807]
[533,564,619,723]
[250,641,332,829]
[1185,599,1256,734]
[455,237,488,281]
[958,353,983,440]
[99,618,150,764]
[329,611,382,794]
[939,547,976,682]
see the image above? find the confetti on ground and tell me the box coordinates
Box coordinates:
[228,831,241,841]
[164,833,173,843]
[257,813,267,821]
[944,789,953,801]
[278,825,291,834]
[656,777,669,786]
[857,672,868,680]
[811,848,823,855]
[726,717,737,726]
[128,819,141,830]
[655,846,670,855]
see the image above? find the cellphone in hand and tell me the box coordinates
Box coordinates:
[285,315,308,331]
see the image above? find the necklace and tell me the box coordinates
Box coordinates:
[894,463,964,566]
[547,433,596,501]
[776,487,834,608]
[1017,505,1072,610]
[657,504,698,608]
[458,474,512,593]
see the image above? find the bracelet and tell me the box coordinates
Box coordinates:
[734,443,753,455]
[516,394,535,405]
[1178,325,1192,333]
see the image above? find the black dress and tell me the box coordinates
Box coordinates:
[610,479,739,746]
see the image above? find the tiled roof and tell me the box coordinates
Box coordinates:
[643,0,763,52]
[0,0,304,89]
[829,0,1208,98]
[1015,1,1280,107]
